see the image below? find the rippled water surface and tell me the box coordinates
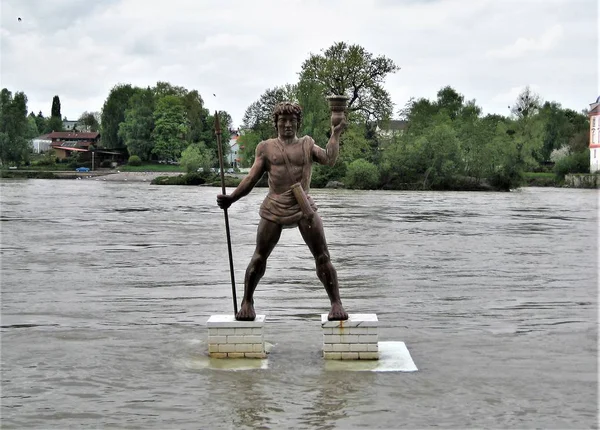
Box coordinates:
[1,180,598,429]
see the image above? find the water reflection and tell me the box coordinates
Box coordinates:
[206,370,274,429]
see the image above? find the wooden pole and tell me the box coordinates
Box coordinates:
[214,111,238,316]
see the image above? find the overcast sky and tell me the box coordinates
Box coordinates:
[1,0,597,127]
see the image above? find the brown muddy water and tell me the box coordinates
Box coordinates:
[1,180,597,429]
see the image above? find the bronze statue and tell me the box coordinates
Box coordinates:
[217,101,349,321]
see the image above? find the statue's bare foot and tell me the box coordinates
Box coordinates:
[235,301,256,321]
[328,302,348,321]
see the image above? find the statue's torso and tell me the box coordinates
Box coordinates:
[263,137,313,195]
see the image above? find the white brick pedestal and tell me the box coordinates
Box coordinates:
[207,315,266,358]
[321,314,379,360]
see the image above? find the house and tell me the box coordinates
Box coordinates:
[589,96,600,173]
[228,129,241,168]
[375,120,407,138]
[30,134,52,153]
[62,118,92,132]
[48,131,101,160]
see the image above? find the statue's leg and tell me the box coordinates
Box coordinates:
[298,214,348,321]
[236,217,282,321]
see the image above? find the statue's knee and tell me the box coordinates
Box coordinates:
[249,254,266,271]
[315,253,330,266]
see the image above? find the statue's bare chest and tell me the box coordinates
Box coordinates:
[269,141,305,167]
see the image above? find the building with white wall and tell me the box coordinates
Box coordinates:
[30,134,52,153]
[589,96,600,173]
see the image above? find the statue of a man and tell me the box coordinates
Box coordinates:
[217,102,348,321]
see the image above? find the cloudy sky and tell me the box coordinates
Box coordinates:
[1,0,597,127]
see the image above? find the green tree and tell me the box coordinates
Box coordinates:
[338,122,371,164]
[152,95,189,161]
[118,88,155,161]
[0,89,30,166]
[101,84,138,149]
[205,110,232,164]
[35,111,46,134]
[78,111,100,132]
[510,86,541,120]
[153,81,187,98]
[183,90,211,144]
[299,42,399,123]
[26,114,39,139]
[242,85,297,140]
[296,79,329,144]
[180,141,215,173]
[237,130,262,167]
[51,95,61,118]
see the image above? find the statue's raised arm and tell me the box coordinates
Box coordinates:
[311,119,347,166]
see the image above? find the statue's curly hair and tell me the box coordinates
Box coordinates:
[272,102,302,130]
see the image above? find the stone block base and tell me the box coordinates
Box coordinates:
[322,313,379,360]
[207,315,266,358]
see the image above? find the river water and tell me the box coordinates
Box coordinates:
[1,179,597,429]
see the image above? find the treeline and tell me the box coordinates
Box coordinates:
[1,40,591,189]
[238,42,590,190]
[100,81,231,170]
[0,82,231,172]
[0,89,100,166]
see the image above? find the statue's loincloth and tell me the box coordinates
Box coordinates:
[259,189,317,227]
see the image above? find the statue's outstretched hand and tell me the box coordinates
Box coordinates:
[217,194,234,210]
[332,117,348,136]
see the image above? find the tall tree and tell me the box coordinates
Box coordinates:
[101,84,137,149]
[51,95,61,118]
[152,95,189,161]
[78,111,100,132]
[27,115,39,139]
[0,89,30,165]
[118,88,156,161]
[182,90,210,144]
[299,42,399,123]
[510,86,541,119]
[242,85,297,140]
[35,111,46,134]
[153,81,187,98]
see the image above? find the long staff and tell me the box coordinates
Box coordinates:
[214,111,238,316]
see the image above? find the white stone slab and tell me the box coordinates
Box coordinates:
[321,313,378,328]
[324,341,418,372]
[207,314,266,328]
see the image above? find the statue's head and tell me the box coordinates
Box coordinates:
[272,102,302,133]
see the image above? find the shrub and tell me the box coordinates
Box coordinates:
[554,150,589,179]
[128,155,142,166]
[345,159,380,189]
[311,161,347,188]
[100,160,112,168]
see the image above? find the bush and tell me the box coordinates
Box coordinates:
[32,157,55,167]
[554,150,589,179]
[311,162,347,188]
[100,160,112,168]
[128,155,142,166]
[345,159,380,189]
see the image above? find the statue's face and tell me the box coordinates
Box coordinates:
[276,113,298,138]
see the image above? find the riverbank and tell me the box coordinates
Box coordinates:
[3,169,598,189]
[0,170,184,182]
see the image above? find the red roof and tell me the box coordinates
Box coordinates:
[47,131,100,140]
